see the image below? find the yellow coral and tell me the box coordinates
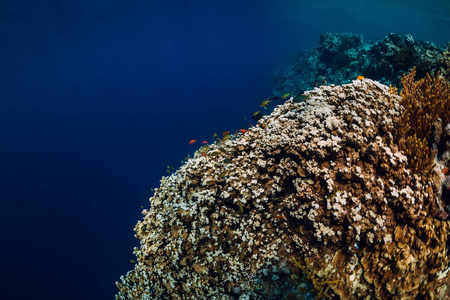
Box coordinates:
[292,257,338,299]
[397,67,450,174]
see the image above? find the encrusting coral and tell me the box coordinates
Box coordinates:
[116,79,450,299]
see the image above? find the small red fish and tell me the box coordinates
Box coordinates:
[443,167,449,176]
[201,152,206,157]
[223,131,230,136]
[189,139,197,145]
[239,129,246,134]
[202,141,209,144]
[356,75,365,80]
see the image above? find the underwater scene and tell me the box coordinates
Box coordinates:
[1,0,450,299]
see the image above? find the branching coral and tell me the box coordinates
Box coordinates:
[397,67,450,174]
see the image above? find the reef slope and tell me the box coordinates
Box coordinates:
[116,79,450,299]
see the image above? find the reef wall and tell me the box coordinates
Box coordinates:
[116,79,450,299]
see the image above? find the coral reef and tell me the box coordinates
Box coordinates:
[116,79,450,299]
[437,42,450,81]
[273,33,445,97]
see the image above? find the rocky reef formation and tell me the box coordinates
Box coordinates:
[116,78,450,299]
[273,32,450,97]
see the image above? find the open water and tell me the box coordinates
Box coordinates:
[1,1,450,299]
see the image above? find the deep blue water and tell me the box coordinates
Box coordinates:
[1,1,449,299]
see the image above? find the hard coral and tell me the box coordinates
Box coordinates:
[393,46,415,72]
[397,67,450,174]
[116,79,450,299]
[437,42,450,80]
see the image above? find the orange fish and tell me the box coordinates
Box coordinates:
[357,76,365,80]
[443,167,449,176]
[223,131,230,136]
[201,152,206,157]
[239,129,246,134]
[189,139,197,145]
[202,141,209,144]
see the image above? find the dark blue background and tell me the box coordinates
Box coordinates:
[1,1,449,299]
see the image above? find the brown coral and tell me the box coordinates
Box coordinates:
[360,217,450,299]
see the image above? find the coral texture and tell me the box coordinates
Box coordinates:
[116,79,450,299]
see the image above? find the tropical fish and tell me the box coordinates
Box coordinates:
[223,134,230,141]
[252,110,260,116]
[252,111,263,122]
[208,151,221,157]
[281,92,291,99]
[223,131,230,136]
[202,141,209,144]
[293,94,310,103]
[212,133,218,139]
[237,201,244,215]
[357,75,365,80]
[316,75,326,81]
[315,75,327,87]
[443,167,449,176]
[189,139,197,145]
[199,145,209,153]
[239,129,247,134]
[204,179,216,185]
[130,259,136,263]
[219,171,228,178]
[260,97,270,109]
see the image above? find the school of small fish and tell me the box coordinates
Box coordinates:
[173,76,364,175]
